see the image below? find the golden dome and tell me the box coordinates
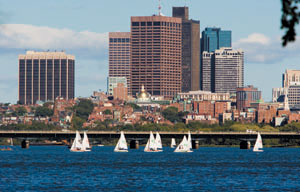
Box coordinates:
[137,85,151,101]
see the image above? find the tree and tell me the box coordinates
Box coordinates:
[35,106,53,117]
[15,106,27,116]
[103,119,113,129]
[74,99,94,120]
[103,109,112,115]
[126,103,141,110]
[43,102,54,108]
[162,107,180,123]
[281,0,300,46]
[71,116,85,130]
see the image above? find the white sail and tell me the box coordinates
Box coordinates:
[253,132,263,152]
[82,132,91,151]
[70,131,83,151]
[114,131,128,152]
[155,132,163,149]
[187,131,192,150]
[174,136,192,152]
[144,139,150,152]
[171,138,176,148]
[10,138,13,146]
[144,131,159,152]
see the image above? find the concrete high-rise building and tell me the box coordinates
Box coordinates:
[109,32,131,94]
[18,51,75,105]
[172,7,200,92]
[212,48,244,94]
[201,27,232,53]
[236,85,261,111]
[288,85,300,109]
[273,69,300,109]
[200,27,231,90]
[130,15,182,98]
[282,69,300,87]
[201,51,213,91]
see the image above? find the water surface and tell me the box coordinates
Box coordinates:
[0,146,299,191]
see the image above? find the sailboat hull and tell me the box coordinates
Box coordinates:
[144,150,162,152]
[114,149,128,152]
[174,150,193,153]
[70,148,85,152]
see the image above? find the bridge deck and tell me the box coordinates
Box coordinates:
[0,131,299,139]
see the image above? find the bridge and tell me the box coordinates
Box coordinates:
[2,130,299,149]
[0,130,299,139]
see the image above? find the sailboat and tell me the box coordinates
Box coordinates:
[187,131,192,150]
[253,132,263,152]
[114,131,128,152]
[82,131,92,152]
[10,138,13,146]
[70,131,85,152]
[155,132,163,151]
[144,131,160,152]
[174,135,193,153]
[170,138,176,148]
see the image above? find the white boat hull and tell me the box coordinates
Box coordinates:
[144,149,163,152]
[70,149,85,152]
[114,149,128,152]
[174,150,193,153]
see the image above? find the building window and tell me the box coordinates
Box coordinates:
[132,22,139,26]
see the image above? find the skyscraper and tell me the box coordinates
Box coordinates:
[19,51,75,105]
[200,27,231,90]
[130,15,182,98]
[172,7,200,92]
[212,48,244,94]
[201,27,231,53]
[108,32,131,94]
[201,51,213,91]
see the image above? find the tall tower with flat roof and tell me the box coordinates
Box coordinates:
[173,7,200,92]
[108,32,131,94]
[130,15,182,98]
[18,51,75,105]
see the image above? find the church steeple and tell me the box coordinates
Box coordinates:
[283,88,290,111]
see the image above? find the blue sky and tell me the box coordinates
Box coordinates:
[0,0,299,103]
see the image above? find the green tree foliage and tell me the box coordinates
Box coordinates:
[14,106,27,116]
[35,106,53,117]
[125,103,141,110]
[281,0,300,46]
[43,102,54,108]
[0,122,60,131]
[103,109,112,115]
[279,122,300,132]
[74,99,94,120]
[162,107,187,123]
[71,116,85,130]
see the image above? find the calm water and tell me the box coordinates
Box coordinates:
[0,146,300,191]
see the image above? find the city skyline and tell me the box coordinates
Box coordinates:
[0,0,299,103]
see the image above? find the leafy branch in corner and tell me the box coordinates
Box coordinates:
[281,0,300,46]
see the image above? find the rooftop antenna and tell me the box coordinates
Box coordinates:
[158,0,161,16]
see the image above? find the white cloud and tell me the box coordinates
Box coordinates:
[0,24,110,103]
[234,33,300,64]
[238,33,270,45]
[0,24,108,55]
